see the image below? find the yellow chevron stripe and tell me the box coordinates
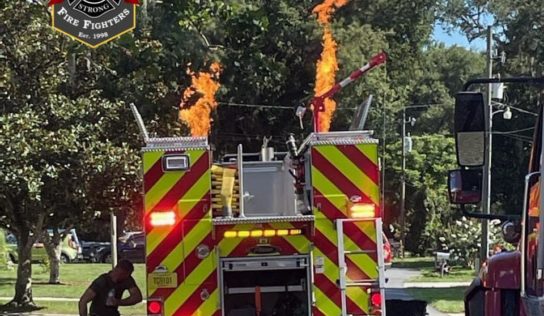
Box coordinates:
[146,173,210,255]
[315,146,379,204]
[165,254,215,315]
[195,288,219,315]
[312,167,349,216]
[143,151,164,173]
[347,286,370,313]
[315,217,377,310]
[355,220,377,244]
[314,286,342,315]
[166,233,246,314]
[357,143,378,165]
[144,150,205,213]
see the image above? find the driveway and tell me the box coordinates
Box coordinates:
[385,267,453,316]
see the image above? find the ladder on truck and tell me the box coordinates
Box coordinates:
[336,218,386,316]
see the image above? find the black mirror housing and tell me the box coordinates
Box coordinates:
[448,169,483,204]
[454,92,486,167]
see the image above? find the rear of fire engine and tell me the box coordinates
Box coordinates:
[140,131,386,316]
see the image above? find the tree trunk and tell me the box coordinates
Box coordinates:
[9,228,36,307]
[43,230,62,284]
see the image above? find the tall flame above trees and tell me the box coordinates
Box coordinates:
[312,0,348,132]
[179,62,222,137]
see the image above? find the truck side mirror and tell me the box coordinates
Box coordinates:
[454,92,486,167]
[448,169,483,204]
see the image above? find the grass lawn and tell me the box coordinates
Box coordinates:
[391,256,435,269]
[409,266,476,282]
[406,287,466,313]
[0,263,146,315]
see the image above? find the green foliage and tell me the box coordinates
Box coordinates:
[0,230,8,270]
[437,217,502,268]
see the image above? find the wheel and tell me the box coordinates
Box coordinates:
[102,253,112,263]
[501,289,519,316]
[61,253,70,263]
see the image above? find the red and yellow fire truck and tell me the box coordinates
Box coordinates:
[138,130,386,316]
[128,51,387,316]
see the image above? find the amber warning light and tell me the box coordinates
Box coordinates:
[150,211,176,227]
[349,203,376,218]
[224,229,303,238]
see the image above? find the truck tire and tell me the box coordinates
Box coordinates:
[501,290,519,316]
[61,253,70,263]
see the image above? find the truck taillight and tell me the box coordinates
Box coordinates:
[371,291,381,307]
[150,211,176,227]
[147,300,163,315]
[349,203,376,218]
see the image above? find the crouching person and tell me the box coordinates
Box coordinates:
[79,259,142,316]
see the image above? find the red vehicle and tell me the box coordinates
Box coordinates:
[383,233,393,268]
[448,77,544,316]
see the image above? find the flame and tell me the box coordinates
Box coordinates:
[179,62,222,137]
[312,0,348,132]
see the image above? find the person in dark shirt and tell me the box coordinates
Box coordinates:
[79,259,142,316]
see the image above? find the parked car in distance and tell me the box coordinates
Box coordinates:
[81,241,111,263]
[6,229,82,263]
[96,231,145,263]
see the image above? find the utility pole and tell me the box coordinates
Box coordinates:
[400,107,406,258]
[480,26,493,267]
[110,212,117,268]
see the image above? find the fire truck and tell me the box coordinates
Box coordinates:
[130,53,388,316]
[448,77,544,316]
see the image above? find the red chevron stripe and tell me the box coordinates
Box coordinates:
[312,308,326,316]
[337,145,379,185]
[144,159,165,192]
[146,198,209,273]
[346,257,372,281]
[313,188,347,220]
[153,151,209,211]
[312,148,373,203]
[173,272,217,316]
[313,229,338,265]
[343,221,378,255]
[146,221,183,274]
[347,295,366,314]
[314,274,342,307]
[175,233,214,284]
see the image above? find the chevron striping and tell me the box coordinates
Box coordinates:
[144,150,206,212]
[314,146,379,204]
[359,143,379,165]
[337,144,379,184]
[165,255,216,314]
[143,151,164,173]
[314,284,342,315]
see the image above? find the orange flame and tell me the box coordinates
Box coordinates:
[179,62,222,137]
[312,0,348,132]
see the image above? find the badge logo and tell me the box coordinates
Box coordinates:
[49,0,138,48]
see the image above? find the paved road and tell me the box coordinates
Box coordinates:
[385,267,454,316]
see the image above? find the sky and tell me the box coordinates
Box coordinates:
[432,23,487,51]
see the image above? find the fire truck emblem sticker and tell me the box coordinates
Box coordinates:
[349,195,362,203]
[48,0,137,48]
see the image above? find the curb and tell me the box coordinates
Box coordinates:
[404,282,470,288]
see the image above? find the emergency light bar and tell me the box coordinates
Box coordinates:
[150,211,176,227]
[224,229,303,238]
